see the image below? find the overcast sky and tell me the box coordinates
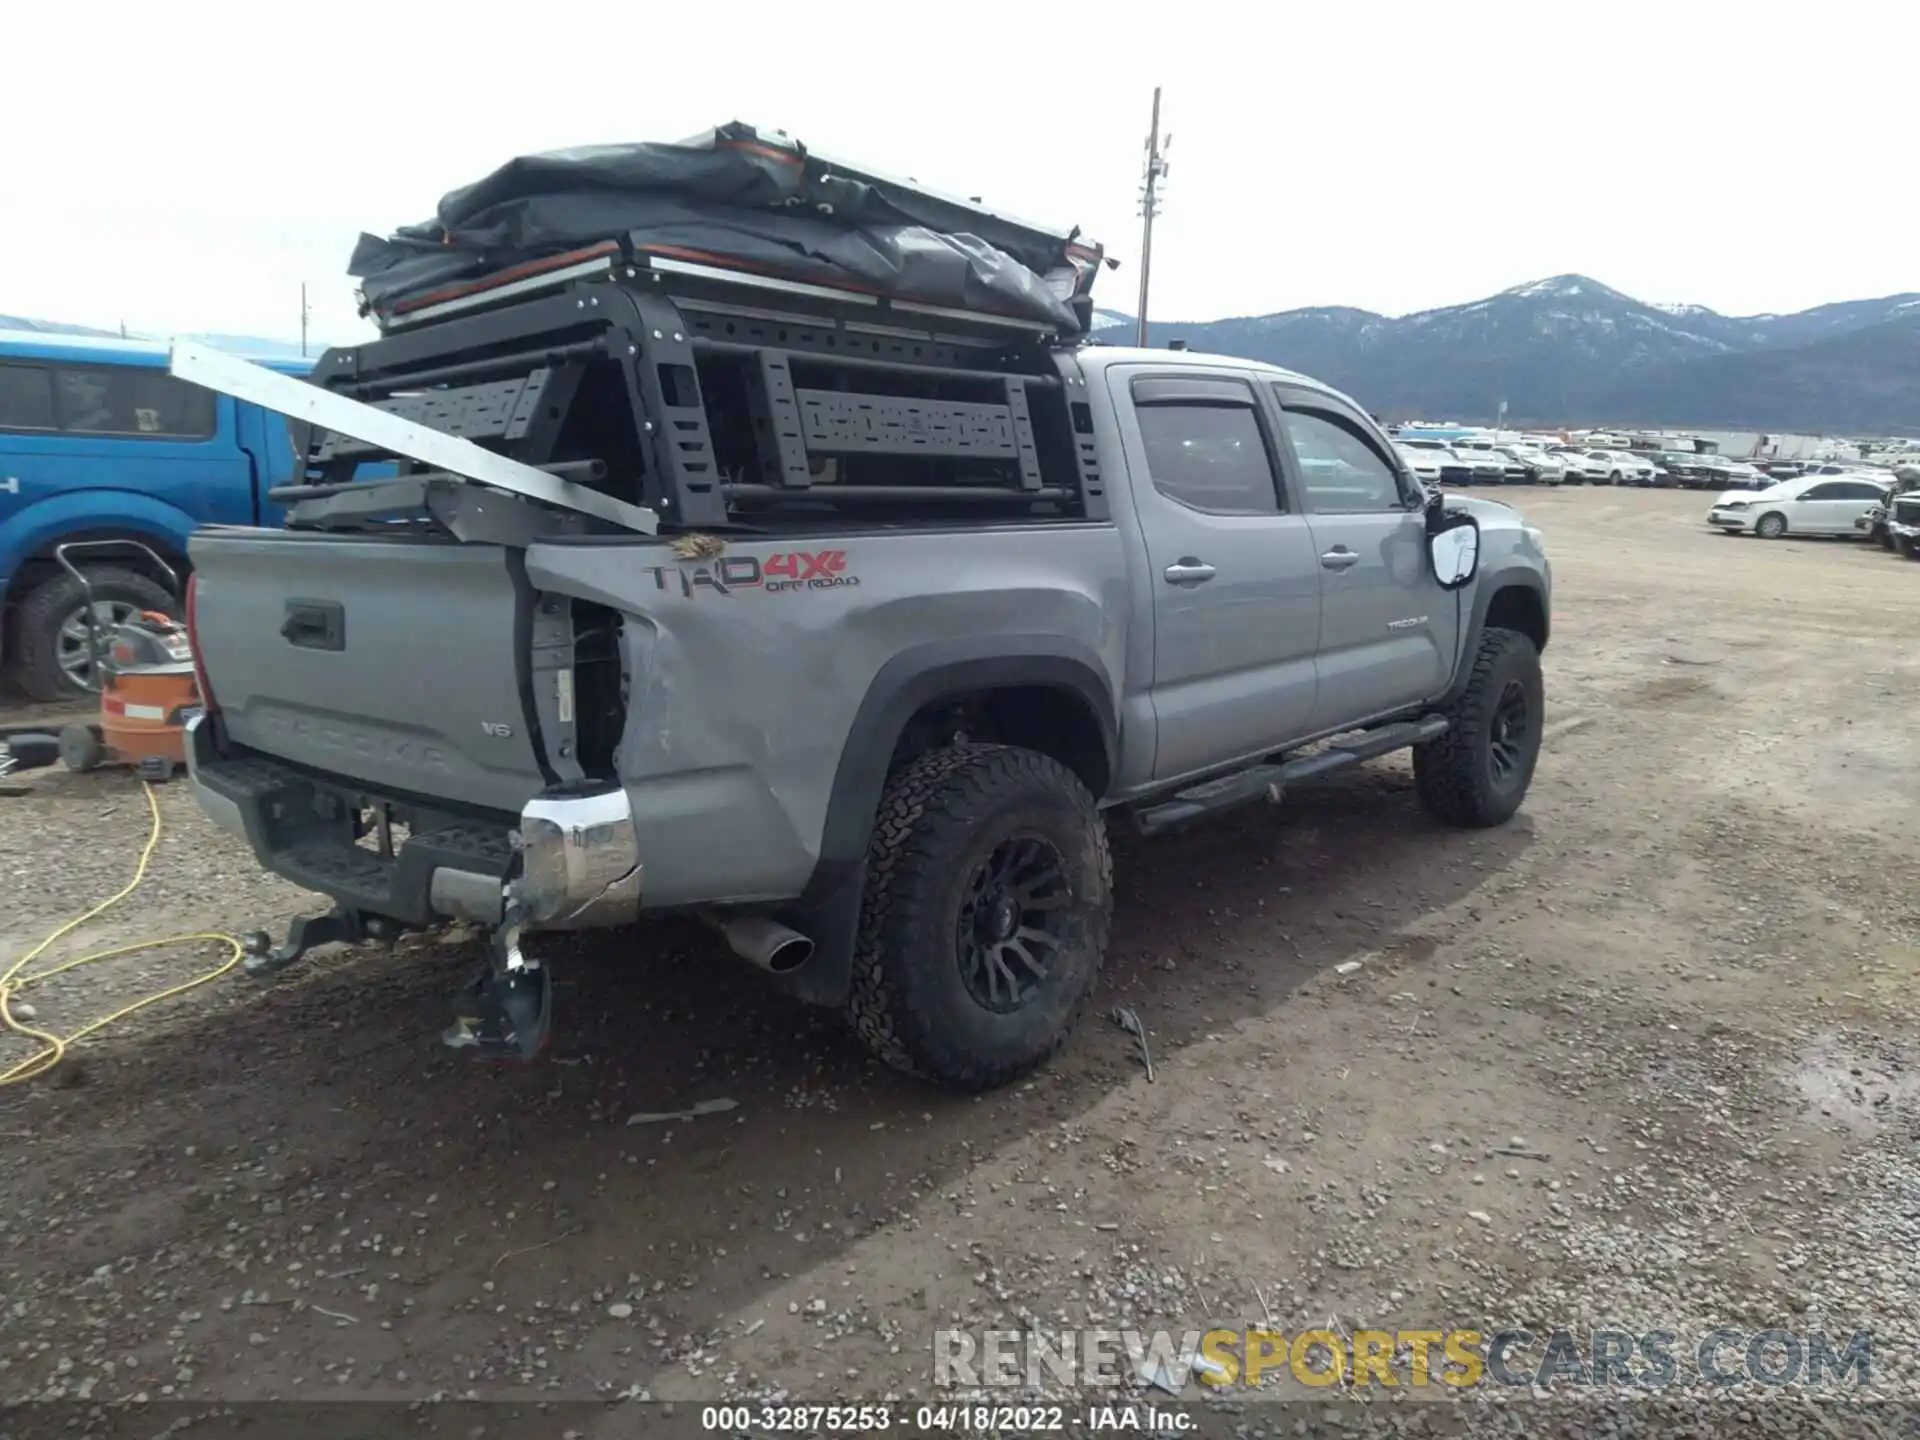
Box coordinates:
[6,1,1911,346]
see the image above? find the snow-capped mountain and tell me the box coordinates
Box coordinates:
[1100,276,1920,430]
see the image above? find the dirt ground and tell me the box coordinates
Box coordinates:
[2,487,1917,1434]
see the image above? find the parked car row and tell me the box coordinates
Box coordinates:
[1391,438,1773,490]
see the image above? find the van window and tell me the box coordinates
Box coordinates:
[0,363,57,431]
[52,365,216,440]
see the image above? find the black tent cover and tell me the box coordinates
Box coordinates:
[349,123,1107,335]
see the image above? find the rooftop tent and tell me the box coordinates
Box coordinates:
[348,123,1108,337]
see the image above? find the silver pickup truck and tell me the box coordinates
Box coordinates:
[175,253,1550,1092]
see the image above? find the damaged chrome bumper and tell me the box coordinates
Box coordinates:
[512,786,644,929]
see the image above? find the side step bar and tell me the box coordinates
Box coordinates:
[1132,715,1449,836]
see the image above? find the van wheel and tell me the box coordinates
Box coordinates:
[1414,628,1544,829]
[12,567,177,701]
[846,744,1112,1092]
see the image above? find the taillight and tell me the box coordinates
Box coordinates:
[185,573,219,716]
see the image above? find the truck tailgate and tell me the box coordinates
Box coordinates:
[189,529,549,815]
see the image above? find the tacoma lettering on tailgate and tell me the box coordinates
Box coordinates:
[257,712,454,771]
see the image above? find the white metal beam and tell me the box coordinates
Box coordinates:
[168,340,659,535]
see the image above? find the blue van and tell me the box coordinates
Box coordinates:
[0,331,315,700]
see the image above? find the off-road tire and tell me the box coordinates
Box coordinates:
[1755,511,1788,539]
[1414,627,1544,829]
[845,743,1112,1092]
[13,567,176,701]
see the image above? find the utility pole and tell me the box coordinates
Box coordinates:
[300,283,311,358]
[1136,87,1170,348]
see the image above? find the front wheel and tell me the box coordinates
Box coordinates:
[1755,512,1788,539]
[1414,628,1544,829]
[846,744,1112,1092]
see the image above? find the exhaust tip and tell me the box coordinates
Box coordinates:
[763,935,815,974]
[710,915,816,975]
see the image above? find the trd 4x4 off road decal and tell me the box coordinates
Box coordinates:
[641,549,859,598]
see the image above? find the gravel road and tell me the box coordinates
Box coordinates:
[2,487,1916,1435]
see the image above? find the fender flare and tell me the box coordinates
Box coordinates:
[773,636,1118,1008]
[1,492,199,600]
[1441,566,1549,708]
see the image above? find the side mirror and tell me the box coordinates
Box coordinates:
[1425,501,1480,590]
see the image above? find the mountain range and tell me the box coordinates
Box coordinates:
[10,275,1917,433]
[1092,277,1920,435]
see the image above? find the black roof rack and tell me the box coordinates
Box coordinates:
[299,260,1107,533]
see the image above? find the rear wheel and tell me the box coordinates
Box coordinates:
[12,567,178,701]
[1415,628,1544,829]
[846,744,1112,1092]
[1755,512,1788,539]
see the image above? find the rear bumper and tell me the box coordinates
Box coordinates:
[184,714,642,931]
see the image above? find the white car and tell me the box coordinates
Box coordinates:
[1396,438,1476,485]
[1497,446,1565,484]
[1708,476,1893,539]
[1549,448,1609,484]
[1394,443,1444,485]
[1588,450,1658,485]
[1436,441,1509,484]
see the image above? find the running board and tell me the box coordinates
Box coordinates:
[1132,715,1449,836]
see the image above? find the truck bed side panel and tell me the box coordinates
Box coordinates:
[526,525,1127,907]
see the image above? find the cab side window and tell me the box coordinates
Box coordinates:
[1132,379,1282,516]
[1277,404,1409,513]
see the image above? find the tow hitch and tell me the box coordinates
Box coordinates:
[442,901,552,1060]
[242,909,404,977]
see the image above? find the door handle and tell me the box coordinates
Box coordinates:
[282,598,346,651]
[1320,547,1361,571]
[1163,560,1217,585]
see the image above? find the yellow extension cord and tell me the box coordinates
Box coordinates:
[0,780,244,1086]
